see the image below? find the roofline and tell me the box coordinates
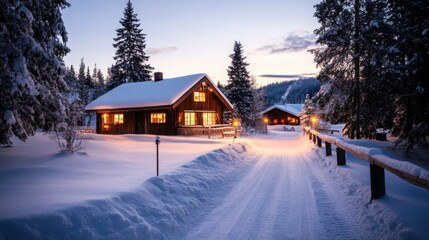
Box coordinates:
[85,73,234,112]
[172,75,234,111]
[261,105,301,116]
[86,105,172,112]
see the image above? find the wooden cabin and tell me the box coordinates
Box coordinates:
[261,104,302,125]
[85,73,234,135]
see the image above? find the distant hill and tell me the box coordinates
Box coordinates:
[261,78,320,107]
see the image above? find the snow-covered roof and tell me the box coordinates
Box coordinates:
[261,104,303,117]
[86,73,232,111]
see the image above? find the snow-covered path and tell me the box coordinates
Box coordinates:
[184,132,366,240]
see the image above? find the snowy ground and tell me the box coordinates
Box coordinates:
[0,127,428,239]
[0,133,234,219]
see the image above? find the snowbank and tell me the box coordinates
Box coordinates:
[0,133,234,219]
[0,143,258,239]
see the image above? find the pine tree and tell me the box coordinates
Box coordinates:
[358,0,394,139]
[248,76,266,133]
[108,0,153,90]
[64,65,78,95]
[311,0,356,137]
[388,0,429,147]
[0,0,70,145]
[301,94,317,128]
[77,59,87,103]
[226,41,253,128]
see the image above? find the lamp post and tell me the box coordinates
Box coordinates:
[263,117,269,134]
[232,120,239,144]
[155,135,161,176]
[311,115,318,130]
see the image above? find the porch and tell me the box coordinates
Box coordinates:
[176,124,241,138]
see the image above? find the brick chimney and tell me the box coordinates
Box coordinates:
[154,72,163,82]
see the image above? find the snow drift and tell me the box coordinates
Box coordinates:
[0,144,258,240]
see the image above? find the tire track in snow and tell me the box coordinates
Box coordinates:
[183,135,366,240]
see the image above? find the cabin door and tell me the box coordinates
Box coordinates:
[135,111,144,134]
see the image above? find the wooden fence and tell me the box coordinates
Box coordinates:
[305,127,429,200]
[177,124,240,138]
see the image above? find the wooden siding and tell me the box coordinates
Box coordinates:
[264,108,300,125]
[97,111,136,134]
[138,109,175,135]
[175,81,228,126]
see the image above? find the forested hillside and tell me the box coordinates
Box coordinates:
[262,78,320,107]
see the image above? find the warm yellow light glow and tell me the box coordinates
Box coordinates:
[194,92,206,102]
[263,117,269,124]
[103,125,109,129]
[103,113,109,124]
[233,120,239,127]
[311,116,318,123]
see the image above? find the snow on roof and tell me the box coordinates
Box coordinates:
[261,104,303,116]
[86,73,229,111]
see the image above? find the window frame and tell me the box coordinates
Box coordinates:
[150,113,166,123]
[202,112,216,125]
[184,112,196,126]
[193,92,206,102]
[114,113,124,124]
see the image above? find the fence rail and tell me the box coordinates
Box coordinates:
[305,127,429,199]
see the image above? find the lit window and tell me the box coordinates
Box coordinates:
[203,112,216,125]
[114,114,124,124]
[281,119,285,124]
[103,114,109,124]
[185,112,195,125]
[273,119,278,124]
[194,92,206,102]
[151,113,166,123]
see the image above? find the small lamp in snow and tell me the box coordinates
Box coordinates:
[155,135,161,176]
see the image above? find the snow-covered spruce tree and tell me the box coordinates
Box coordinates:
[226,41,253,129]
[312,0,398,139]
[108,0,153,90]
[388,0,429,148]
[310,0,357,137]
[249,76,266,133]
[0,0,70,145]
[301,94,317,128]
[92,65,106,100]
[50,99,88,154]
[358,0,395,139]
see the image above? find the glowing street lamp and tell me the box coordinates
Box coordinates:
[263,117,269,133]
[232,120,239,144]
[311,115,318,129]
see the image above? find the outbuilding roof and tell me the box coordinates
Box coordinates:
[85,73,232,111]
[261,104,303,117]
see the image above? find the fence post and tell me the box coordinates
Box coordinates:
[313,134,316,144]
[309,132,312,140]
[325,142,332,156]
[336,147,346,165]
[317,137,322,147]
[370,163,386,199]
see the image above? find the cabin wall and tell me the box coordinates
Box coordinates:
[97,109,175,135]
[137,109,175,135]
[98,111,136,134]
[264,109,300,125]
[175,84,226,126]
